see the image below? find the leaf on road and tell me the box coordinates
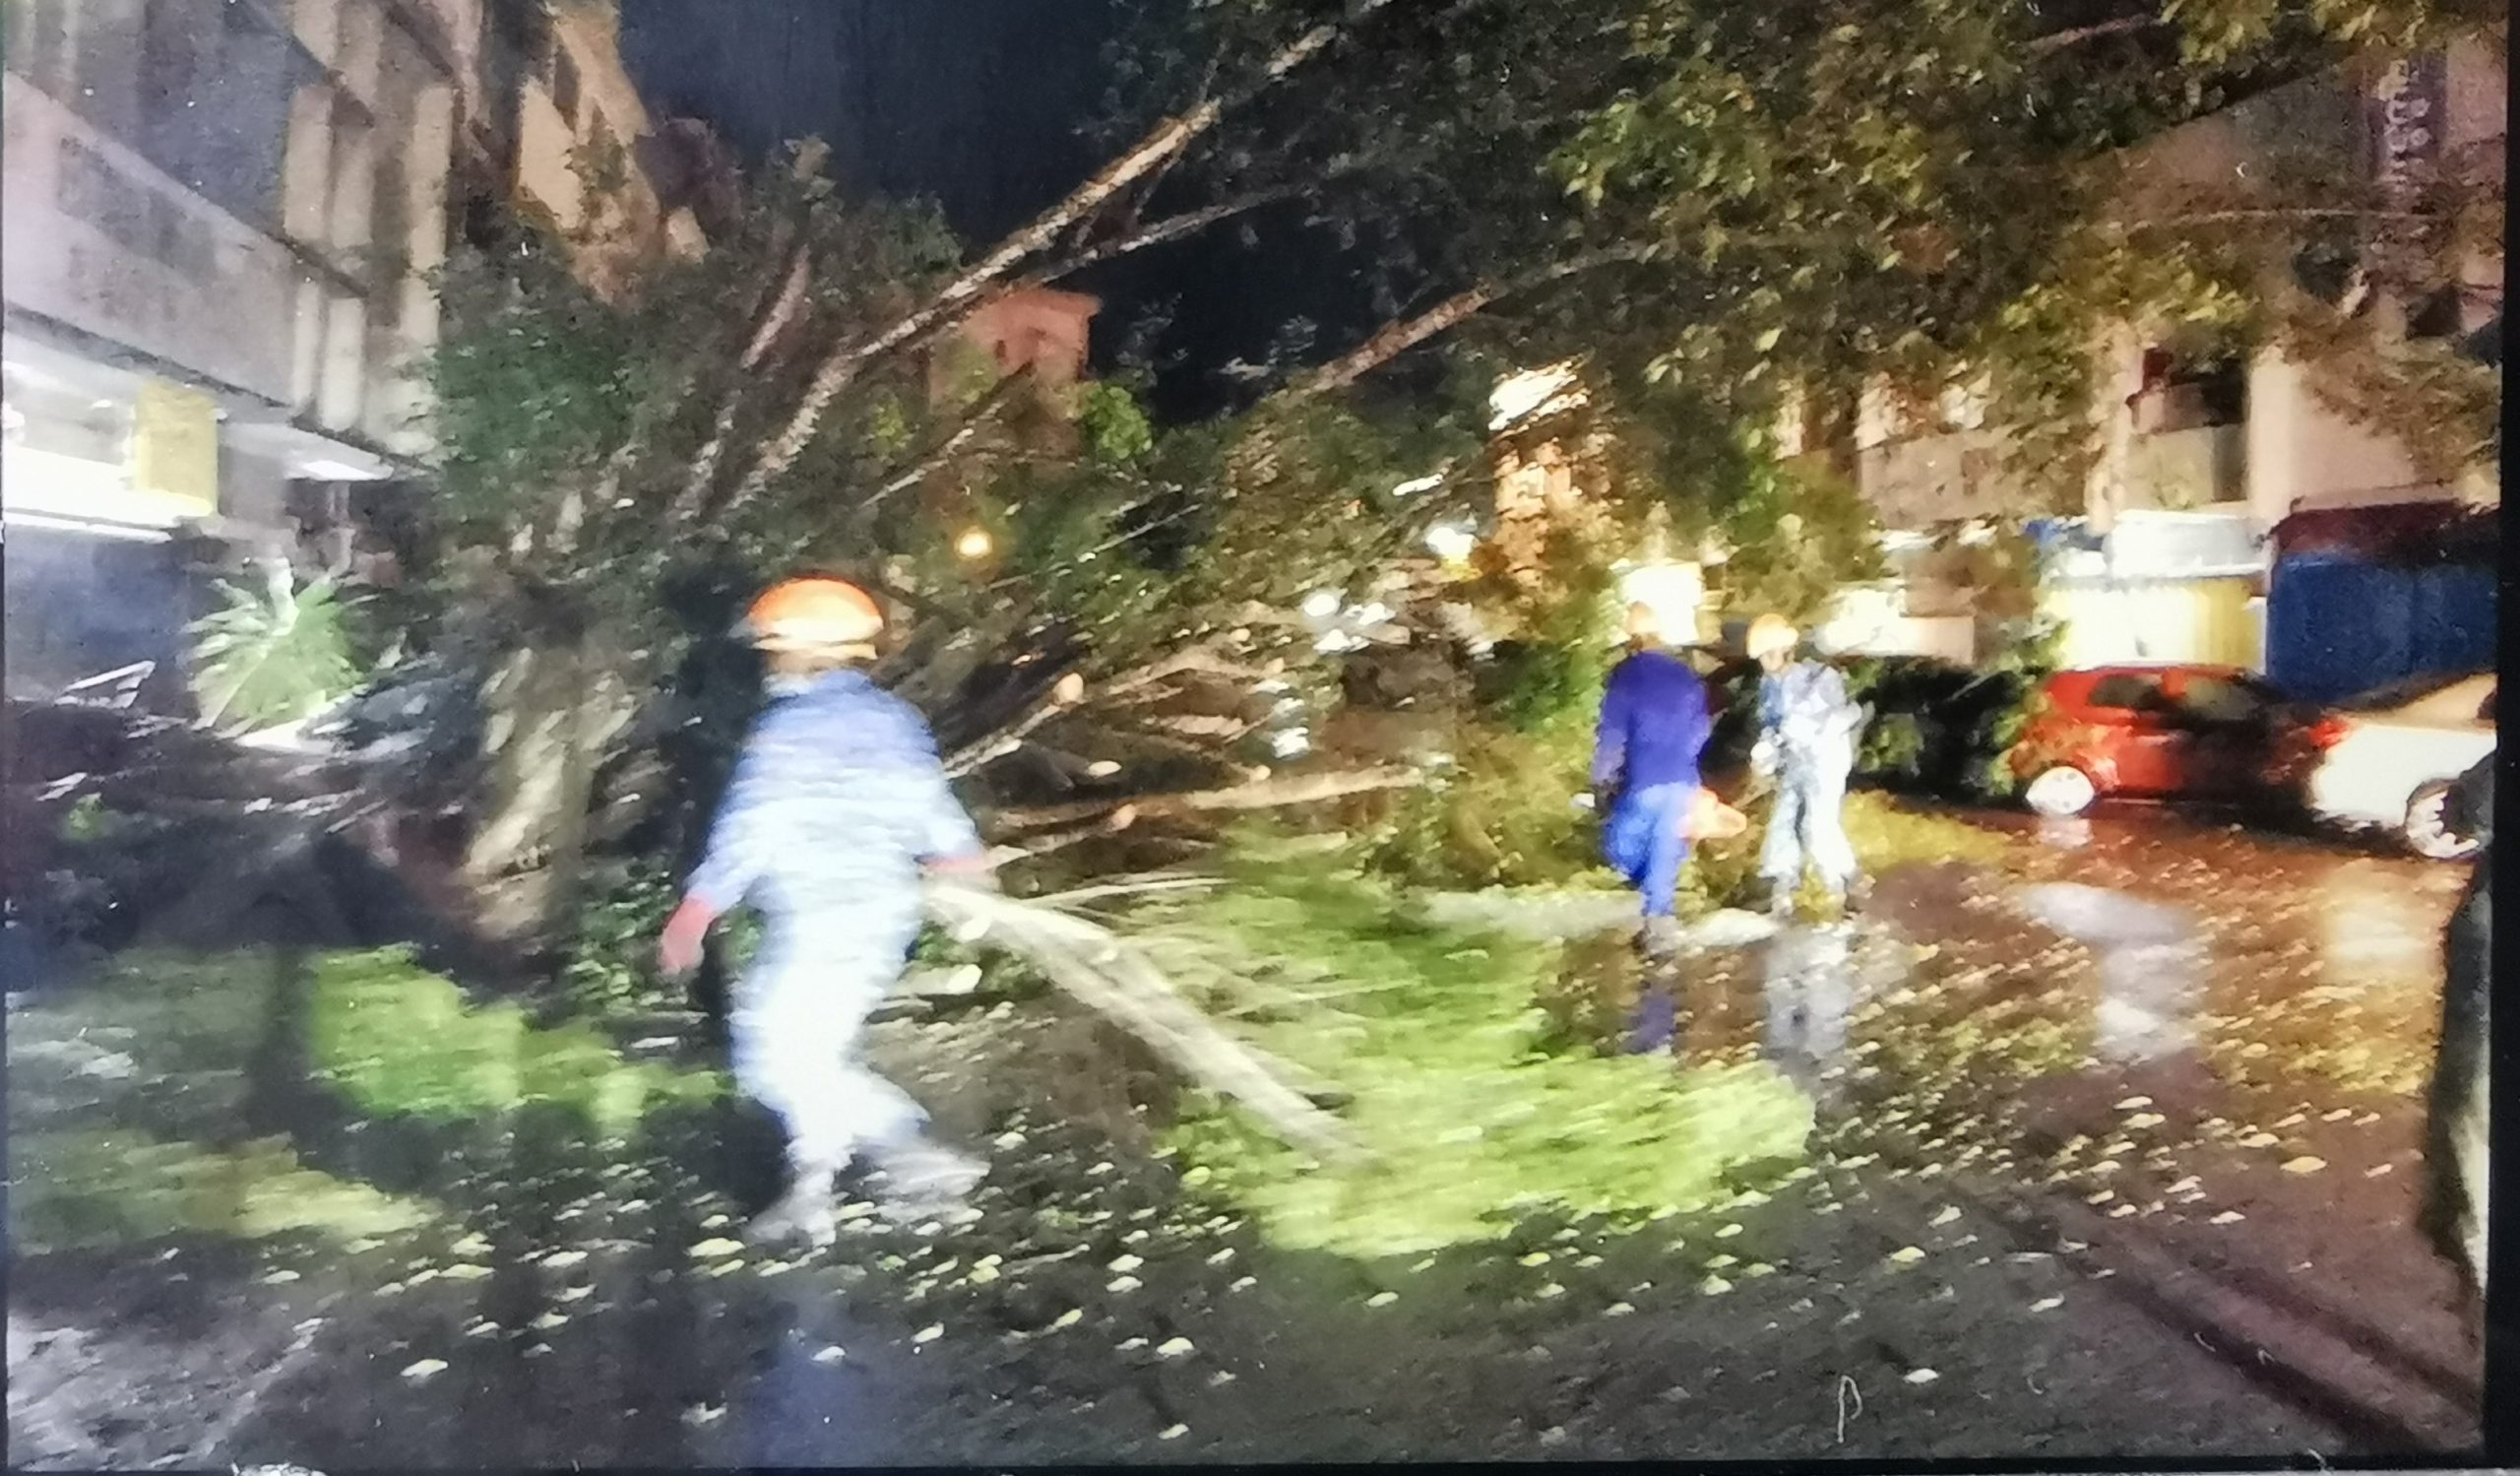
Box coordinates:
[2280,1156,2327,1175]
[402,1359,449,1381]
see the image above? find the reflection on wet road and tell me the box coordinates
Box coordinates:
[2014,882,2202,1065]
[6,804,2480,1464]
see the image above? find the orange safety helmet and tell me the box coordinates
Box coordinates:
[741,577,886,653]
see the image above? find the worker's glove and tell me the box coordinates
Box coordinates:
[1750,738,1779,781]
[658,895,717,980]
[925,853,1003,893]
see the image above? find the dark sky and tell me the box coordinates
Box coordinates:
[617,0,1369,419]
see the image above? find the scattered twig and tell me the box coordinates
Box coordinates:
[943,673,1084,779]
[1836,1374,1863,1443]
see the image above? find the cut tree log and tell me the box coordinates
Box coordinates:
[923,880,1360,1161]
[989,765,1422,833]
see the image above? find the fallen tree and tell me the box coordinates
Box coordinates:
[924,877,1361,1161]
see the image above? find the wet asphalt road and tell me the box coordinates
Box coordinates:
[6,803,2484,1466]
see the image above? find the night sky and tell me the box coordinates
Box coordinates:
[617,0,1371,419]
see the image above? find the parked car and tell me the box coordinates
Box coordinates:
[2298,671,2495,860]
[2011,664,2336,816]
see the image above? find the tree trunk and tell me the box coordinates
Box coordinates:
[462,633,640,942]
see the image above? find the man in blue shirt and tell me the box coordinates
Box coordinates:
[1747,613,1866,920]
[1593,603,1713,958]
[660,577,994,1248]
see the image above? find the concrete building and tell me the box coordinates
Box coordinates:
[1,0,701,703]
[1813,32,2503,685]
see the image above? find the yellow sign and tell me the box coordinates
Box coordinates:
[128,379,219,518]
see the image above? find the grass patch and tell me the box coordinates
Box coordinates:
[10,1126,430,1254]
[1147,842,1813,1258]
[7,944,727,1259]
[309,947,725,1139]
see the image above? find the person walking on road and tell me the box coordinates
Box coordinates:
[659,576,995,1249]
[1593,603,1715,959]
[1747,613,1867,922]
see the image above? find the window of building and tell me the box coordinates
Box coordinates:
[496,0,553,78]
[4,0,69,87]
[2134,348,2244,432]
[552,47,581,122]
[128,0,317,231]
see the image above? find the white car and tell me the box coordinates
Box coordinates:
[2304,672,2495,860]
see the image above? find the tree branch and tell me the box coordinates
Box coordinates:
[668,239,816,525]
[943,676,1082,778]
[1017,187,1315,289]
[2026,15,2170,54]
[989,765,1422,832]
[714,1,1394,516]
[1280,244,1650,399]
[867,366,1038,511]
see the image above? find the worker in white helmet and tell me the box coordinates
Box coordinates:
[1745,613,1867,921]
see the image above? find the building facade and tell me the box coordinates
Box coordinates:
[1815,32,2503,687]
[1,0,700,702]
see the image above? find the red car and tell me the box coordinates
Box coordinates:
[2011,665,2342,815]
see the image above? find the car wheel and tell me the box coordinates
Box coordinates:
[2404,781,2482,862]
[2026,765,2098,817]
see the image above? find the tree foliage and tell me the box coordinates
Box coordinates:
[395,0,2498,928]
[1097,0,2498,499]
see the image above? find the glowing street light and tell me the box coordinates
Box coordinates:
[956,527,994,560]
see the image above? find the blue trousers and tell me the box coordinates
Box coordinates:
[1605,782,1696,919]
